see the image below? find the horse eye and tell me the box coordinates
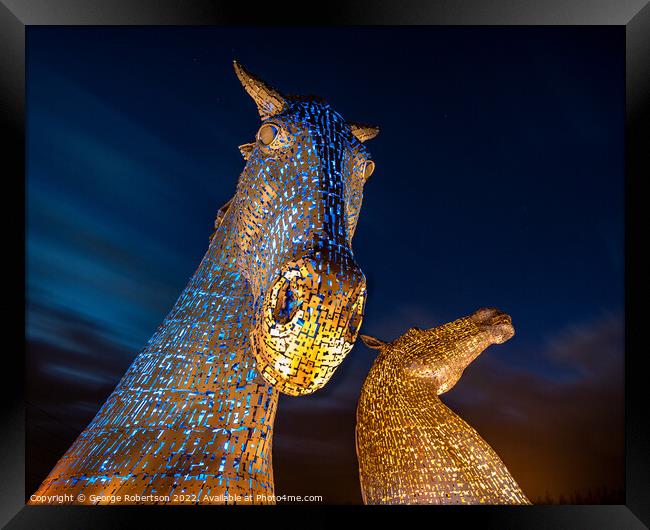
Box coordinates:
[363,160,375,179]
[258,123,279,146]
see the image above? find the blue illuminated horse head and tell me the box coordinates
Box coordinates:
[229,61,379,396]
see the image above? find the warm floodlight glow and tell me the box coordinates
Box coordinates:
[356,308,530,505]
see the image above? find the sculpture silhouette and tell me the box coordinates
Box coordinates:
[30,61,379,505]
[356,308,530,505]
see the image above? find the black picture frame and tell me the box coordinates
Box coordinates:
[2,1,647,527]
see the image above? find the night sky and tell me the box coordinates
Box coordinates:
[26,27,624,504]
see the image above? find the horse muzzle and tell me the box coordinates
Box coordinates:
[469,307,515,344]
[250,247,366,396]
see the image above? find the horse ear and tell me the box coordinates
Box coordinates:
[238,142,255,160]
[233,60,288,119]
[349,123,380,143]
[360,334,387,350]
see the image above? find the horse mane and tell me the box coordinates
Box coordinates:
[209,196,234,241]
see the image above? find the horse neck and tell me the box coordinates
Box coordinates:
[118,208,276,405]
[98,208,280,489]
[364,351,482,437]
[78,205,280,450]
[358,359,447,503]
[360,355,440,428]
[359,353,528,505]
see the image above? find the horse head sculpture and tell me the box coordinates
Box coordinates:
[361,307,515,395]
[357,308,528,505]
[29,60,381,505]
[229,61,378,396]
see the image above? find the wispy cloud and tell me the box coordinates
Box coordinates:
[42,363,116,387]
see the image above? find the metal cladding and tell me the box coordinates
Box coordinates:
[356,308,531,505]
[29,62,378,505]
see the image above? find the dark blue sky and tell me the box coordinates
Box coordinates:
[26,27,624,503]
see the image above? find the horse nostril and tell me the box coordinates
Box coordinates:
[273,278,298,325]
